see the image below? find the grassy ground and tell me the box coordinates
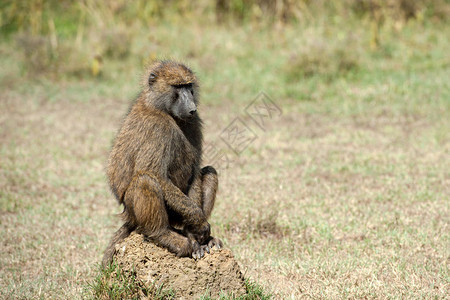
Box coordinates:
[1,16,449,299]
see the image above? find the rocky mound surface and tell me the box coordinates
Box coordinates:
[113,232,246,299]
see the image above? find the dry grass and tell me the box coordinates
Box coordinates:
[1,15,449,299]
[211,100,449,298]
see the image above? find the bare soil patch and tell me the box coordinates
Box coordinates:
[113,232,246,299]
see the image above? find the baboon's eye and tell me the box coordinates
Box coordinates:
[148,73,157,85]
[173,83,193,89]
[172,83,194,96]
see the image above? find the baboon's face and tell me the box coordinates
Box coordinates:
[146,61,199,121]
[167,83,197,120]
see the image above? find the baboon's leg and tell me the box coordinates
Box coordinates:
[200,166,223,249]
[200,166,218,219]
[184,166,221,250]
[126,173,194,256]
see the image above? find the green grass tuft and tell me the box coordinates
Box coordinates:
[86,262,148,299]
[85,262,175,300]
[198,279,272,300]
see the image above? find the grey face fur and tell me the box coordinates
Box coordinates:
[169,84,197,120]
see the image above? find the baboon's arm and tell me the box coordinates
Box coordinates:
[187,171,203,207]
[159,178,207,226]
[133,128,206,227]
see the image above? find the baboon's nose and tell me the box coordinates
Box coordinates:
[189,109,197,115]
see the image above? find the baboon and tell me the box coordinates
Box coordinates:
[102,60,222,266]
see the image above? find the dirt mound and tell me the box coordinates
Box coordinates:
[113,232,246,299]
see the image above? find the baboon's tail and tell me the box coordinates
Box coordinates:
[102,223,134,267]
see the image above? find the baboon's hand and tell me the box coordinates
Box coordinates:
[185,222,210,244]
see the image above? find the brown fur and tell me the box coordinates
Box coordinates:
[102,61,221,266]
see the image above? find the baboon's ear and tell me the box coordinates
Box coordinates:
[148,73,157,85]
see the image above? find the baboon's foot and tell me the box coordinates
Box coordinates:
[191,236,223,259]
[207,236,223,250]
[193,245,214,259]
[191,240,207,259]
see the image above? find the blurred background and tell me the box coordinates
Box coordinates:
[1,0,449,299]
[1,0,449,94]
